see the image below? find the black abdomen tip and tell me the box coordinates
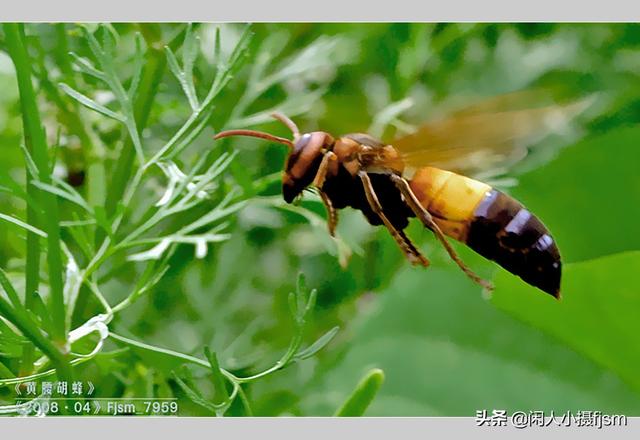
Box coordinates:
[467,190,562,298]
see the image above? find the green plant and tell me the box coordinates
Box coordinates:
[334,368,384,416]
[165,274,340,416]
[1,22,639,418]
[0,23,352,416]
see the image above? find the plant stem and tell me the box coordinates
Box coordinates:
[4,24,67,350]
[236,386,253,416]
[0,295,73,382]
[109,332,239,383]
[20,184,40,375]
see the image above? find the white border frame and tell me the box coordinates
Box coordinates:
[2,0,640,22]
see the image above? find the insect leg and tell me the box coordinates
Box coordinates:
[313,151,337,188]
[319,190,338,237]
[358,171,429,267]
[312,152,339,235]
[395,228,427,266]
[389,174,493,291]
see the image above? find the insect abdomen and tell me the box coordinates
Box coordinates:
[467,189,561,297]
[410,167,561,297]
[409,167,491,241]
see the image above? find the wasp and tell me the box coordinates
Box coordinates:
[215,93,585,298]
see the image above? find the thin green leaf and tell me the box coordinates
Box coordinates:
[0,268,23,310]
[204,347,230,404]
[64,213,94,258]
[171,371,218,413]
[227,24,253,69]
[100,24,119,58]
[302,288,317,322]
[52,176,95,211]
[29,290,54,334]
[81,26,108,69]
[287,291,298,321]
[110,332,210,371]
[19,144,40,180]
[173,152,236,208]
[167,105,215,159]
[68,52,106,81]
[293,326,340,361]
[182,25,197,72]
[334,369,385,417]
[0,318,26,345]
[128,32,145,98]
[59,83,124,122]
[181,25,199,105]
[31,180,93,213]
[208,25,253,97]
[93,205,114,238]
[165,46,198,110]
[212,27,221,69]
[0,213,47,238]
[0,360,14,379]
[0,174,29,203]
[112,261,170,313]
[165,46,183,78]
[177,201,245,236]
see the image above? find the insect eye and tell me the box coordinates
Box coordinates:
[293,133,312,154]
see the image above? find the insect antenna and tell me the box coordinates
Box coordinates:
[214,129,294,149]
[270,112,300,139]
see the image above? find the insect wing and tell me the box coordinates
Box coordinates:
[390,91,592,179]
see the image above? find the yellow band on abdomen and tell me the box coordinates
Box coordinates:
[409,167,491,240]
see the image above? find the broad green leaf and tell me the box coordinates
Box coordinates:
[493,251,640,393]
[305,264,640,416]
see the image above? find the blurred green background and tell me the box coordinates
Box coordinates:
[0,23,639,416]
